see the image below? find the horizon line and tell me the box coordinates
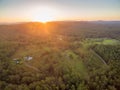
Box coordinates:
[0,20,120,25]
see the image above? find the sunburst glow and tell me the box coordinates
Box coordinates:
[31,7,57,23]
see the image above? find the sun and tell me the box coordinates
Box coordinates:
[33,14,54,23]
[31,7,56,23]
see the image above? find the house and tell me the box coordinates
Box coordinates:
[24,56,33,61]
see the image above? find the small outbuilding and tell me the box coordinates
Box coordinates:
[13,58,21,64]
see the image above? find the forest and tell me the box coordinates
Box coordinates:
[0,21,120,90]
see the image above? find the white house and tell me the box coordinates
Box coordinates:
[24,56,33,61]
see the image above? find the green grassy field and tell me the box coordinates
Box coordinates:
[82,38,120,48]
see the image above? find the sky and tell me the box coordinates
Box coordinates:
[0,0,120,23]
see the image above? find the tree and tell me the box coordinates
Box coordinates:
[36,85,42,90]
